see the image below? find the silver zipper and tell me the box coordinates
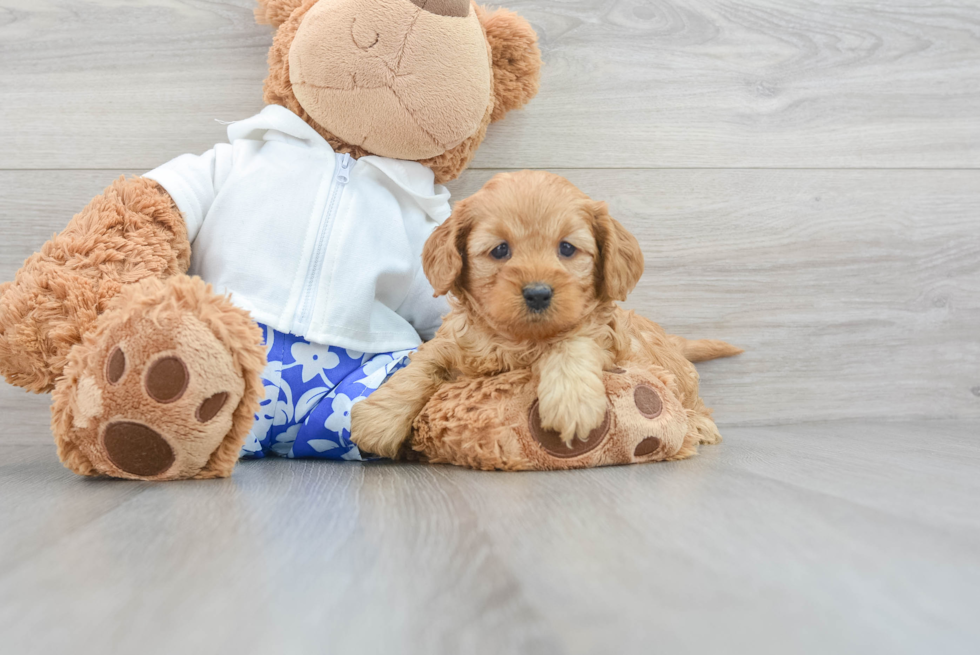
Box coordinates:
[293,152,352,335]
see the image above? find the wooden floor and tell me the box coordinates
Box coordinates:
[1,1,978,653]
[0,420,978,654]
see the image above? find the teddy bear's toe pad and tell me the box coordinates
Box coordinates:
[144,356,189,403]
[633,436,662,458]
[106,347,126,384]
[633,385,662,418]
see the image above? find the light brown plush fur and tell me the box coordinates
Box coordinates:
[351,171,742,466]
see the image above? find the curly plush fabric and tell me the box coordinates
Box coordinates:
[0,177,189,393]
[412,365,698,471]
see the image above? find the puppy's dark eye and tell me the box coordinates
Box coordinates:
[559,241,577,258]
[490,243,510,260]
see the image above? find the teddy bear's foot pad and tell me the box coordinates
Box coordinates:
[103,421,176,477]
[52,279,251,480]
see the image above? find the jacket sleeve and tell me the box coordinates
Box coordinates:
[396,266,450,342]
[143,144,233,243]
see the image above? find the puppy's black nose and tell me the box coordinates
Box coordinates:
[522,284,553,312]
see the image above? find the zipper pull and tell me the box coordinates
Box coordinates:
[336,153,353,185]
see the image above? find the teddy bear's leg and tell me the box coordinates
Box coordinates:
[50,275,266,480]
[0,176,190,393]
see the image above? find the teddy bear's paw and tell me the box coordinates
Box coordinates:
[519,367,694,469]
[604,370,694,463]
[53,292,249,480]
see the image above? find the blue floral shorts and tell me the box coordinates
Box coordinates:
[240,323,414,461]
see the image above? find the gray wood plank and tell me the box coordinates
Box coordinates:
[1,0,978,170]
[0,445,563,655]
[445,420,980,655]
[1,168,978,444]
[1,420,977,655]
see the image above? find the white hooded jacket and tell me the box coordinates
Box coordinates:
[145,105,451,352]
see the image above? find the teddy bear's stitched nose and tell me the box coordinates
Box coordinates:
[410,0,469,18]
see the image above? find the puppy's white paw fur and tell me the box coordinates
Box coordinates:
[537,379,608,447]
[535,337,609,448]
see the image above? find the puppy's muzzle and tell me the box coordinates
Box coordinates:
[522,284,553,313]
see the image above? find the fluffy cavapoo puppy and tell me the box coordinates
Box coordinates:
[351,170,739,458]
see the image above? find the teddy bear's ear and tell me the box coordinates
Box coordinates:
[476,5,543,122]
[254,0,308,28]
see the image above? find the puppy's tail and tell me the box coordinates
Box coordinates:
[669,336,744,363]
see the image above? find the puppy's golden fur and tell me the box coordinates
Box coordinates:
[351,170,740,458]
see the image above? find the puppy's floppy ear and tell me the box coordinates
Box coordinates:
[592,201,644,301]
[254,0,307,28]
[476,5,543,122]
[423,199,473,297]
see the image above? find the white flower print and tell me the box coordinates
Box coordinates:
[306,438,341,453]
[294,386,329,423]
[358,355,394,390]
[359,350,413,390]
[324,393,357,434]
[271,424,302,457]
[286,341,340,384]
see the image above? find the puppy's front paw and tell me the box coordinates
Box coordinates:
[350,396,414,459]
[536,379,608,449]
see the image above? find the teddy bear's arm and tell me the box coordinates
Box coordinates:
[0,176,190,392]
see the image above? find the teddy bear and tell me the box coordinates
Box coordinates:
[0,0,543,480]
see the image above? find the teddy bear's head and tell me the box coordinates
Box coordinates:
[256,0,542,183]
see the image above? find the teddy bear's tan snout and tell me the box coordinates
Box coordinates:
[288,0,492,160]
